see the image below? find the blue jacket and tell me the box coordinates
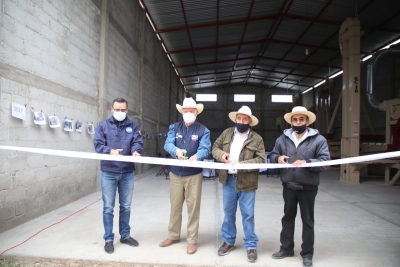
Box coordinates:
[93,116,143,173]
[164,121,211,176]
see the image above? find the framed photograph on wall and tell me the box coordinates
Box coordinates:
[48,115,60,128]
[63,118,73,132]
[33,111,46,125]
[76,121,82,133]
[87,123,95,134]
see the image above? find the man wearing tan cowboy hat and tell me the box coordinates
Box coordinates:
[160,97,211,254]
[270,106,330,267]
[212,106,265,263]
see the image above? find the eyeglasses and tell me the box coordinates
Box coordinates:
[291,117,306,123]
[113,109,127,112]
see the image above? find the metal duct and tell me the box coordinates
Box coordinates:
[366,45,400,110]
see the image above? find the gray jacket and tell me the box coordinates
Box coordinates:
[270,128,330,187]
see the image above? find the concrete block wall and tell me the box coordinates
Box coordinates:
[0,0,101,233]
[108,23,140,109]
[1,0,100,97]
[0,0,185,233]
[106,0,185,166]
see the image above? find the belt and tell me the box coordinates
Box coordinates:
[228,173,237,178]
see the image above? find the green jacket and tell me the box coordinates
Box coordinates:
[212,127,265,191]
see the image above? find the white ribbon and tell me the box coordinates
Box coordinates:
[0,145,399,170]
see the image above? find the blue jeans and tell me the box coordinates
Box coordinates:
[221,175,258,250]
[101,171,134,242]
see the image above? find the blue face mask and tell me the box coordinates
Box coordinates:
[236,123,250,133]
[292,124,307,134]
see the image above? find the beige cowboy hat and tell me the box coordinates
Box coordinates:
[228,106,259,126]
[284,106,316,124]
[176,97,204,114]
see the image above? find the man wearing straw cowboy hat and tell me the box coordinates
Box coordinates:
[270,106,330,267]
[212,106,265,263]
[160,97,211,254]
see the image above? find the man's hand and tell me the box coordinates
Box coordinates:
[221,153,231,163]
[230,160,239,167]
[188,155,198,161]
[292,160,306,167]
[110,149,123,156]
[176,149,186,160]
[132,151,141,157]
[278,155,289,164]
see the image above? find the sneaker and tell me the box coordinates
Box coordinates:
[218,242,234,256]
[120,237,139,247]
[303,256,313,267]
[104,242,114,254]
[272,250,294,259]
[247,249,258,263]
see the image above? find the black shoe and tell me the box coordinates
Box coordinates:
[218,242,234,256]
[247,249,258,263]
[104,242,114,254]
[120,237,139,247]
[272,250,294,259]
[303,256,313,267]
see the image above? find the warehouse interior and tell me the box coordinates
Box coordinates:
[0,0,400,266]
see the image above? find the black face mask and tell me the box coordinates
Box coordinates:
[292,124,307,134]
[236,123,250,133]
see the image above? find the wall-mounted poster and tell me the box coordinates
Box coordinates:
[63,118,73,132]
[12,102,26,120]
[48,115,60,128]
[87,123,95,134]
[76,121,82,133]
[33,111,46,125]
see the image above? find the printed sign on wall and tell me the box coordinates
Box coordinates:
[12,102,26,120]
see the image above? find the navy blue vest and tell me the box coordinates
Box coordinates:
[169,121,205,176]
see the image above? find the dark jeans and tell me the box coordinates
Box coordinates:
[280,186,318,258]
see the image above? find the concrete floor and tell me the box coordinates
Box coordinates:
[0,167,399,267]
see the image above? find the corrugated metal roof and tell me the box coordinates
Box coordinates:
[140,0,400,91]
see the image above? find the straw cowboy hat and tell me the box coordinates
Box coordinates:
[228,106,259,126]
[176,97,204,114]
[284,106,316,124]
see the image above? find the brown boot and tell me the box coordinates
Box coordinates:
[187,243,197,254]
[159,238,180,247]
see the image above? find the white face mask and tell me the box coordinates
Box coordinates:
[113,111,127,121]
[183,112,196,124]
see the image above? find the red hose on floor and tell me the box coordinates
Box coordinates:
[0,198,102,256]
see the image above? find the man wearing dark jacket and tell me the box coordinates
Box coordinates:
[212,106,265,263]
[160,97,211,255]
[93,98,143,254]
[270,106,330,267]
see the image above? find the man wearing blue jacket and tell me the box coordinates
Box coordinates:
[93,98,143,254]
[159,97,211,255]
[270,106,330,267]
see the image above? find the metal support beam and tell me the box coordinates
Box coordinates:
[167,38,344,55]
[328,90,342,133]
[339,18,361,184]
[174,56,341,70]
[137,6,146,174]
[98,0,109,121]
[156,13,400,34]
